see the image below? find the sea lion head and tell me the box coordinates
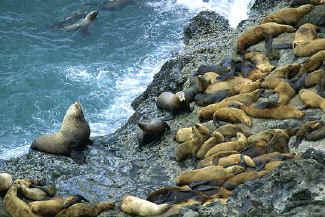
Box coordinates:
[298,4,314,13]
[65,102,84,120]
[86,10,98,21]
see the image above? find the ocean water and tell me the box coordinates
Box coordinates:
[0,0,254,160]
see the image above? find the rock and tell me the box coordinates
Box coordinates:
[297,5,325,27]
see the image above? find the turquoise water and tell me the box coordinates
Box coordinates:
[0,0,253,159]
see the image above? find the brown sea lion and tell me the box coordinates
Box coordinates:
[197,151,239,169]
[19,182,56,201]
[4,184,42,217]
[212,107,252,127]
[262,5,314,26]
[156,92,191,118]
[31,102,90,155]
[55,201,114,217]
[253,152,296,170]
[247,69,267,81]
[176,165,244,186]
[120,196,170,217]
[146,185,194,205]
[194,91,232,106]
[305,69,325,87]
[205,133,248,158]
[290,0,324,7]
[196,131,225,159]
[242,104,305,119]
[29,197,65,217]
[138,118,170,145]
[293,23,318,48]
[262,78,296,105]
[299,50,325,75]
[299,89,325,111]
[265,63,301,80]
[244,51,275,73]
[215,124,252,138]
[203,72,220,84]
[237,22,296,53]
[0,173,12,192]
[175,127,192,143]
[217,154,256,168]
[294,38,325,57]
[223,171,261,190]
[264,160,283,171]
[233,80,262,94]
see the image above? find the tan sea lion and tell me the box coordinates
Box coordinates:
[0,173,13,192]
[223,171,261,190]
[293,23,318,48]
[120,196,170,217]
[253,152,296,170]
[176,165,244,186]
[294,38,325,57]
[242,104,305,119]
[233,80,262,94]
[19,183,56,201]
[4,184,42,217]
[299,50,325,75]
[196,131,225,159]
[63,11,98,36]
[175,127,192,143]
[205,133,248,158]
[265,63,301,80]
[55,201,114,217]
[237,22,296,53]
[247,69,267,81]
[203,72,219,84]
[244,51,275,73]
[305,69,325,87]
[31,102,90,155]
[264,160,283,171]
[212,107,252,127]
[262,78,296,104]
[197,151,239,169]
[216,124,252,138]
[299,89,325,111]
[29,197,65,217]
[261,5,314,25]
[217,154,256,168]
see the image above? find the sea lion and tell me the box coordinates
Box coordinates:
[194,58,238,78]
[294,38,325,57]
[175,165,244,186]
[212,107,252,127]
[175,127,192,143]
[264,160,283,171]
[223,171,261,190]
[194,91,231,106]
[293,23,318,48]
[217,154,256,168]
[19,183,56,201]
[197,151,239,169]
[244,51,275,73]
[120,196,170,217]
[262,78,296,105]
[233,80,262,94]
[215,124,252,138]
[237,22,296,53]
[299,89,325,111]
[305,69,325,87]
[4,184,41,217]
[29,197,65,217]
[247,69,267,81]
[261,5,314,26]
[295,121,325,146]
[265,63,301,80]
[253,152,296,170]
[203,72,220,84]
[146,185,194,205]
[299,50,325,75]
[31,102,90,156]
[156,92,191,119]
[55,201,114,217]
[205,133,248,158]
[290,0,324,7]
[196,131,225,159]
[62,11,98,35]
[138,118,170,146]
[0,173,12,192]
[242,104,305,119]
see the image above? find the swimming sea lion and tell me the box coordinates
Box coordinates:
[55,201,114,217]
[237,22,296,53]
[62,11,98,35]
[31,102,90,156]
[261,5,314,26]
[244,51,275,73]
[299,89,325,111]
[242,104,305,119]
[205,133,248,158]
[138,118,170,146]
[212,107,252,127]
[120,196,170,217]
[175,165,244,186]
[0,173,12,192]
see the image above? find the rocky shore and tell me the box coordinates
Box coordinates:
[1,0,325,216]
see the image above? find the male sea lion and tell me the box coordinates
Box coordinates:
[205,133,248,158]
[212,107,252,127]
[175,165,244,186]
[237,22,296,53]
[61,11,98,35]
[55,201,114,217]
[244,51,275,73]
[138,118,170,146]
[261,5,314,26]
[242,104,305,119]
[196,131,225,159]
[0,173,12,192]
[32,102,90,156]
[299,89,325,111]
[156,92,191,119]
[120,196,170,217]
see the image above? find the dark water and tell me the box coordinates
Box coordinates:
[0,0,254,159]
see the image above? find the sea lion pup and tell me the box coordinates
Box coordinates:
[197,151,239,169]
[62,11,98,35]
[32,102,90,156]
[138,118,170,146]
[261,5,314,26]
[242,103,305,120]
[146,185,194,204]
[205,133,248,158]
[0,173,13,192]
[175,124,210,162]
[305,69,325,87]
[194,91,231,106]
[223,171,262,190]
[262,78,296,105]
[156,92,191,119]
[299,50,325,75]
[237,22,296,53]
[120,196,170,217]
[175,127,192,143]
[299,89,325,111]
[215,124,252,138]
[212,107,252,127]
[217,154,256,168]
[196,131,224,159]
[4,183,42,217]
[175,165,244,186]
[55,201,114,217]
[244,51,275,73]
[198,89,261,122]
[290,0,324,7]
